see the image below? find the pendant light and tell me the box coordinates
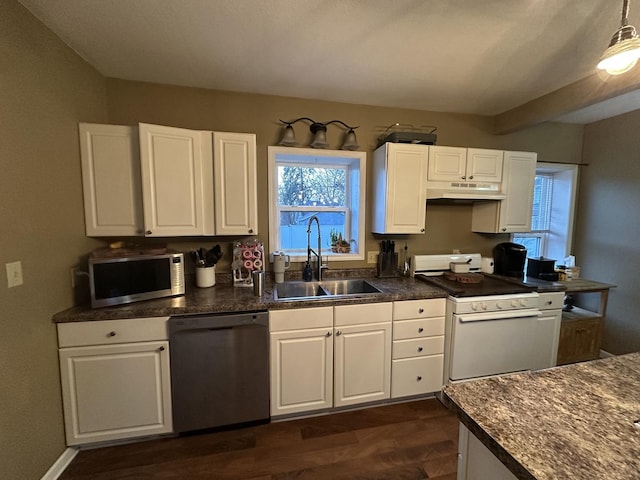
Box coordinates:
[597,0,640,75]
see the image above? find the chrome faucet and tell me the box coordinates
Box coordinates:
[306,215,328,281]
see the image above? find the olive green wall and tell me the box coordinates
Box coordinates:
[105,79,585,271]
[577,110,640,355]
[0,2,106,478]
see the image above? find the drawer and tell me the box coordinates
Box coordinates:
[391,355,444,398]
[57,317,169,348]
[334,302,392,326]
[393,317,445,340]
[393,299,445,321]
[269,306,333,332]
[392,336,444,359]
[539,292,564,310]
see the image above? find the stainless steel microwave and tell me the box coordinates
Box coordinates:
[89,252,185,308]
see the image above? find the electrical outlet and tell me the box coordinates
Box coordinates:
[367,251,378,264]
[6,261,23,288]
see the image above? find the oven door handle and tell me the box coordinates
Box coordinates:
[457,309,541,323]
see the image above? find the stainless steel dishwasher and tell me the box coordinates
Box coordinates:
[169,311,269,433]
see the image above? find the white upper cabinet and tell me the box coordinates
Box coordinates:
[213,132,258,235]
[428,146,503,182]
[472,151,537,233]
[79,123,258,237]
[466,148,504,182]
[139,123,214,236]
[79,123,144,236]
[372,143,427,234]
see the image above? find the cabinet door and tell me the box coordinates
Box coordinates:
[334,322,392,407]
[498,151,537,232]
[270,327,333,416]
[427,146,467,181]
[213,132,258,235]
[139,123,214,236]
[79,123,144,236]
[372,143,427,234]
[531,310,561,370]
[59,341,172,446]
[466,148,503,182]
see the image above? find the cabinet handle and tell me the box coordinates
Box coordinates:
[469,175,474,180]
[107,331,116,337]
[248,228,254,234]
[461,176,466,180]
[146,230,152,235]
[420,228,425,233]
[418,308,424,314]
[418,327,424,333]
[501,228,507,232]
[326,331,333,337]
[336,330,342,336]
[417,376,422,381]
[159,346,165,352]
[418,346,423,352]
[547,300,553,305]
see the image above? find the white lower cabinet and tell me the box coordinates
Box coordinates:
[391,299,446,398]
[269,307,334,416]
[57,317,172,446]
[457,423,517,480]
[532,291,563,370]
[269,302,392,416]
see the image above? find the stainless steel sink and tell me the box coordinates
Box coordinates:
[273,279,381,301]
[273,282,328,301]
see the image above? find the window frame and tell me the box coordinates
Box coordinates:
[267,146,366,263]
[513,162,578,261]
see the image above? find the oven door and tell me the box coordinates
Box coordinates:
[449,308,541,382]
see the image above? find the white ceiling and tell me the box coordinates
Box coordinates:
[18,0,640,123]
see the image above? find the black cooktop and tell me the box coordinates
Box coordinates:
[417,274,535,297]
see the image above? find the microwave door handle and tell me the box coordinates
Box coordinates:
[457,309,541,323]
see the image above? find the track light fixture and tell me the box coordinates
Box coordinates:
[597,0,640,75]
[278,117,360,150]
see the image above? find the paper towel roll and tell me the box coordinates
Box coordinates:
[481,257,494,274]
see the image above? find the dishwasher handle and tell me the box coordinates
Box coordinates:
[169,311,268,334]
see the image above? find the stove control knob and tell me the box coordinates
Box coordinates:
[471,302,479,311]
[519,299,528,307]
[481,303,488,310]
[496,302,504,309]
[511,300,519,308]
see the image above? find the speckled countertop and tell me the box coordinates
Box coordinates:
[52,273,447,323]
[441,353,640,480]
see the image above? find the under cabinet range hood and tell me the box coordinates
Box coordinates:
[426,180,506,202]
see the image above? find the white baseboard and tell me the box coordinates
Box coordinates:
[41,447,78,480]
[600,349,615,358]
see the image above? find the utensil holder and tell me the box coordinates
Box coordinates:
[252,270,265,296]
[196,266,216,288]
[377,252,398,278]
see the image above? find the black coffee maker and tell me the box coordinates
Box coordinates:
[493,242,527,277]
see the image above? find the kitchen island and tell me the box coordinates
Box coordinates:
[441,352,640,479]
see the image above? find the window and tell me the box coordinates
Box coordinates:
[268,147,366,262]
[513,163,578,262]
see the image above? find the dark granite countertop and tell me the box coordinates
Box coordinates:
[491,274,615,293]
[52,274,447,323]
[441,353,640,480]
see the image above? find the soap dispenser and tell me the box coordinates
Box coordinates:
[303,262,313,281]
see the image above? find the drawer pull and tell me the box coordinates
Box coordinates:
[417,376,422,381]
[418,308,424,314]
[159,346,165,352]
[547,300,553,305]
[336,330,342,336]
[326,331,333,337]
[107,331,116,337]
[418,346,423,352]
[418,327,424,333]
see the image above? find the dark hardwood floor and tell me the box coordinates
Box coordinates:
[60,398,459,479]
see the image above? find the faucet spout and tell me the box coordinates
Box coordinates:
[306,215,325,281]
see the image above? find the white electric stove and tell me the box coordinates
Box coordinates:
[411,254,553,384]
